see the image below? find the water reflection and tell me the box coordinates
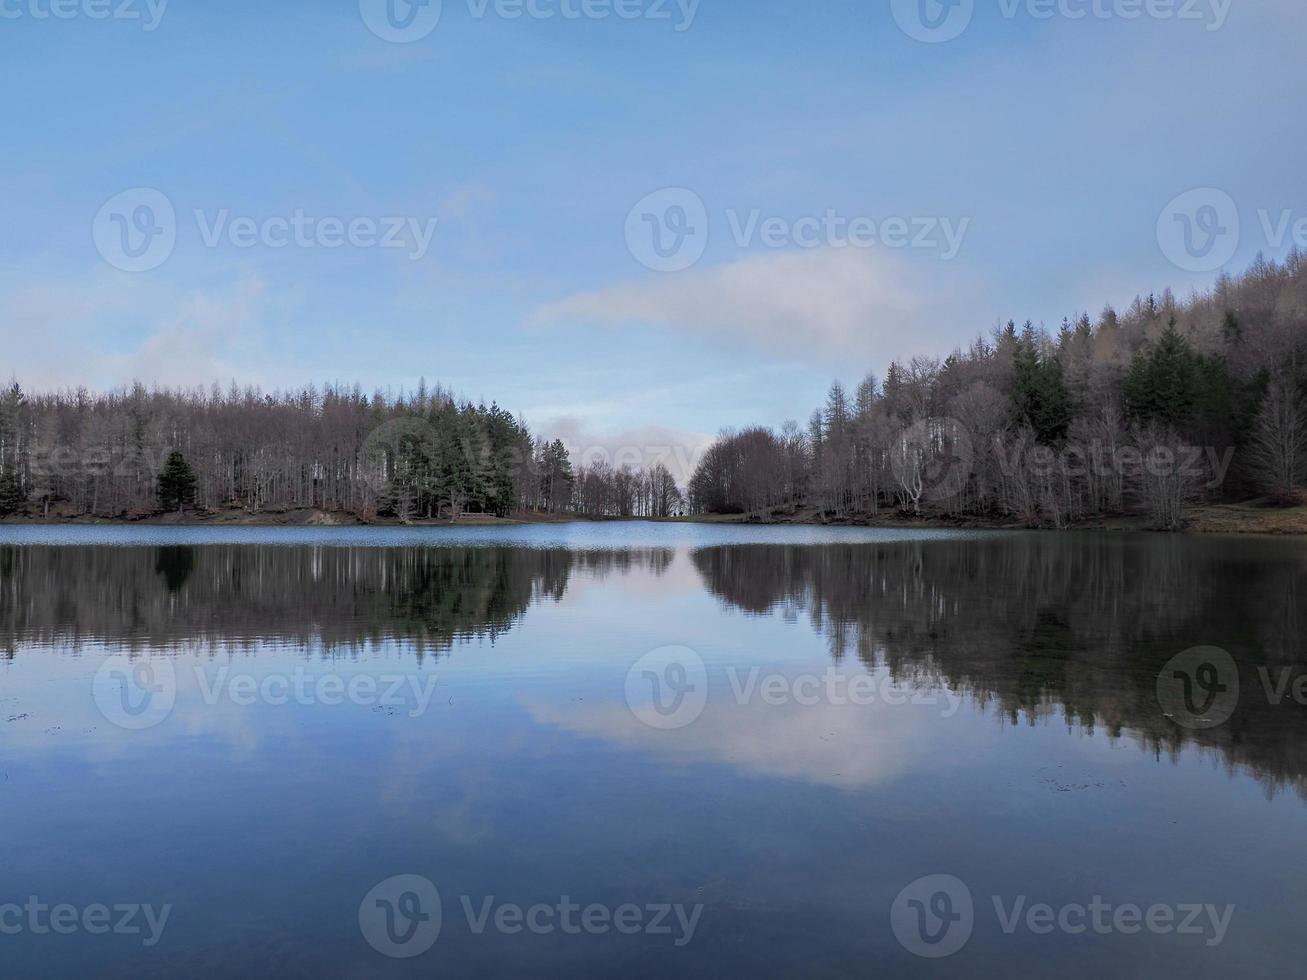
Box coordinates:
[4,529,1307,977]
[0,544,673,657]
[691,535,1307,798]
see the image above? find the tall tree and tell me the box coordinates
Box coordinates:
[157,451,198,513]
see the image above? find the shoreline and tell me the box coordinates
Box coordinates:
[2,502,1305,536]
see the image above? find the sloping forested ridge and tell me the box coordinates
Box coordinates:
[688,253,1307,529]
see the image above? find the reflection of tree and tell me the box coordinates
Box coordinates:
[154,546,195,593]
[692,536,1307,799]
[0,545,673,659]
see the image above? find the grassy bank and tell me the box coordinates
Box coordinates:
[679,500,1307,536]
[2,502,1306,535]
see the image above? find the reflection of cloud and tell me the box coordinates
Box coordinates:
[526,677,939,790]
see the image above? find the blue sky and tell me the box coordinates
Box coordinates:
[1,0,1303,464]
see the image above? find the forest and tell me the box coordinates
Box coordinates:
[687,252,1307,529]
[0,253,1304,528]
[0,377,683,522]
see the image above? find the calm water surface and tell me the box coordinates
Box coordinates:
[2,523,1305,978]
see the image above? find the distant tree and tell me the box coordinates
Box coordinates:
[1124,320,1200,428]
[647,462,680,518]
[538,439,575,513]
[1011,330,1071,443]
[157,451,198,513]
[0,468,25,516]
[1247,377,1307,501]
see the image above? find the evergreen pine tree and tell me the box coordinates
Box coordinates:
[0,469,25,516]
[157,451,198,513]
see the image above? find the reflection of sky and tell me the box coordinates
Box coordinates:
[5,534,1307,977]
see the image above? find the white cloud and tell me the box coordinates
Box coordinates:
[0,273,273,390]
[534,416,714,486]
[529,248,981,364]
[105,274,269,387]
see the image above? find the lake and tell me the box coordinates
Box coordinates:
[2,523,1305,978]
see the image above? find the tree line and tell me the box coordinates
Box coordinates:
[0,378,683,521]
[688,252,1307,529]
